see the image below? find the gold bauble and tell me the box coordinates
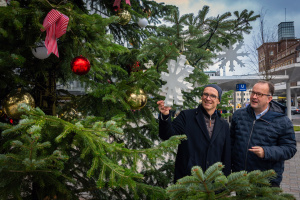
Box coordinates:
[2,90,35,119]
[117,10,131,25]
[126,88,147,110]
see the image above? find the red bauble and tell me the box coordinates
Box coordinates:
[71,56,91,75]
[130,61,140,72]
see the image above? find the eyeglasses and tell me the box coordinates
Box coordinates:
[249,90,271,98]
[202,93,218,100]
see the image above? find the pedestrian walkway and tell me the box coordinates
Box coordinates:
[281,141,300,199]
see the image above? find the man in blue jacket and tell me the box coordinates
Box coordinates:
[158,84,231,183]
[231,80,297,187]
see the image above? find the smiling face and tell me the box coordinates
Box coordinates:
[201,87,220,115]
[250,82,273,114]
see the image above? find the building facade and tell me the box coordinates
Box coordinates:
[204,70,220,77]
[257,39,300,72]
[257,22,300,72]
[278,22,295,41]
[257,21,300,108]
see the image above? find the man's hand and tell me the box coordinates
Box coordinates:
[248,146,265,158]
[157,100,172,115]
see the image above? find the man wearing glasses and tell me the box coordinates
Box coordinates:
[157,84,231,183]
[230,80,297,187]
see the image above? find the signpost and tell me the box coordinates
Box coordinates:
[236,84,246,91]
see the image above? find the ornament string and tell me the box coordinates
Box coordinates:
[41,9,69,57]
[113,0,131,11]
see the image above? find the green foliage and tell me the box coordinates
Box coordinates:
[218,90,234,118]
[0,0,260,199]
[139,6,258,110]
[0,104,185,199]
[167,162,296,200]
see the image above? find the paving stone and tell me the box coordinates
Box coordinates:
[281,141,300,199]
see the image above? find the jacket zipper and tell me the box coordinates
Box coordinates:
[244,120,256,170]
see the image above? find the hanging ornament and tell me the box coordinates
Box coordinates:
[126,88,147,110]
[144,60,154,69]
[2,89,35,119]
[216,42,249,73]
[71,56,91,75]
[32,41,51,59]
[0,0,7,7]
[111,76,118,83]
[117,9,131,25]
[160,55,194,106]
[41,9,69,57]
[113,0,131,11]
[137,18,148,28]
[130,61,141,72]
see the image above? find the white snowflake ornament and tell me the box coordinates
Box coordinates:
[160,55,194,107]
[216,42,249,72]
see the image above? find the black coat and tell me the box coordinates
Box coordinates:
[159,104,231,183]
[230,100,297,185]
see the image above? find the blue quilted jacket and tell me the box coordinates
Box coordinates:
[230,100,297,185]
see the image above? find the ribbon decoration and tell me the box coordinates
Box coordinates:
[113,0,131,11]
[41,9,69,57]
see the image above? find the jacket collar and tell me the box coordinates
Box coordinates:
[195,104,223,142]
[247,100,286,122]
[197,104,220,118]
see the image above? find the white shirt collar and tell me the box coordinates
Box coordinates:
[255,105,269,119]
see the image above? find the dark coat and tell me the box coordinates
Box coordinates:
[230,100,297,185]
[159,104,231,183]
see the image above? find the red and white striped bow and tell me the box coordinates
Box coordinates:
[113,0,131,11]
[41,9,69,57]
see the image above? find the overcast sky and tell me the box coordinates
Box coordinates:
[155,0,300,75]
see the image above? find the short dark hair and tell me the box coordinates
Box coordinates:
[256,80,274,96]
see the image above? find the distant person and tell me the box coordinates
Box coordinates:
[157,84,231,183]
[231,80,297,187]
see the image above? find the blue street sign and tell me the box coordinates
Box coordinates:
[236,84,246,91]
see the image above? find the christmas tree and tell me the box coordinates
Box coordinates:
[166,162,295,200]
[0,0,259,199]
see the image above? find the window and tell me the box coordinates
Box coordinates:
[269,51,274,56]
